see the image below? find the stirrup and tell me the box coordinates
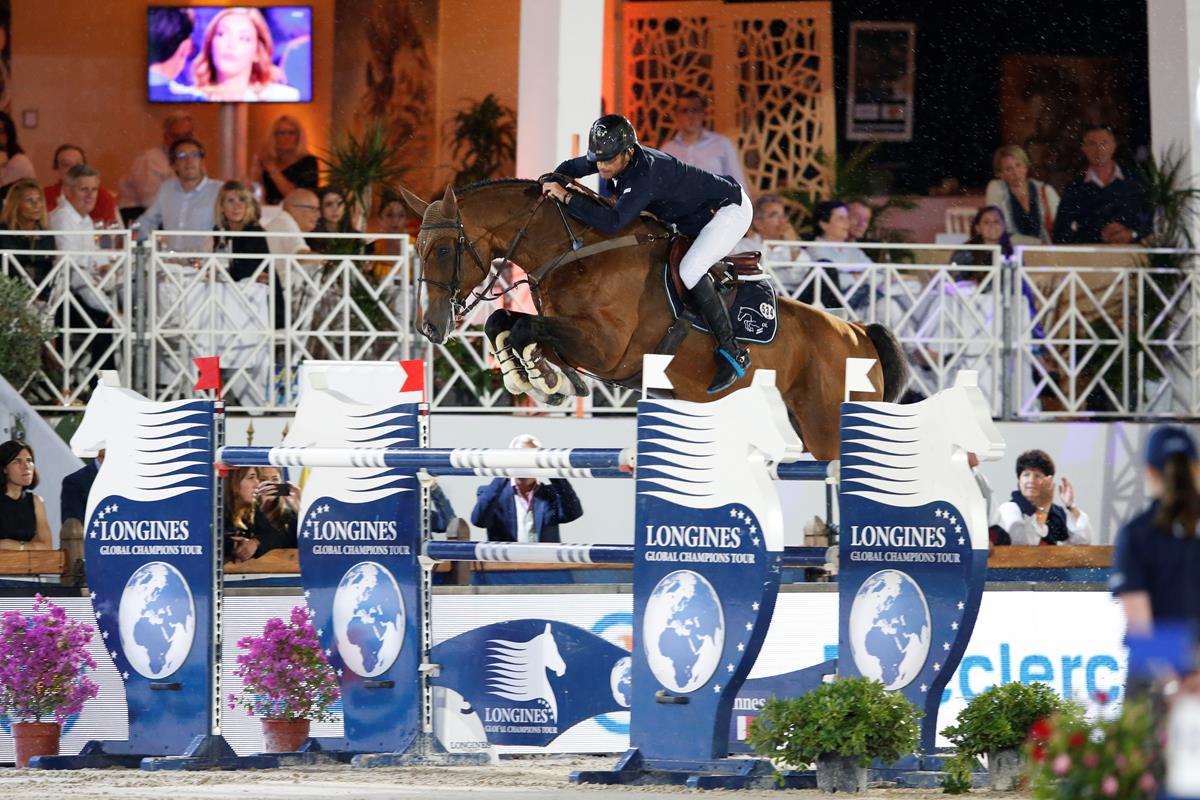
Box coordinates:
[708,347,750,394]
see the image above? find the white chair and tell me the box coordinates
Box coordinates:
[945,207,978,237]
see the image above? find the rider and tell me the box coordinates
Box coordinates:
[542,114,754,394]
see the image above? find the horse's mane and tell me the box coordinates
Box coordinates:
[454,176,670,237]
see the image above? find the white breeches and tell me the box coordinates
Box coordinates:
[678,188,754,289]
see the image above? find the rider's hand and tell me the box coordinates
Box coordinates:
[541,182,570,204]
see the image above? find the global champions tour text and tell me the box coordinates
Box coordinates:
[641,524,759,564]
[94,519,204,557]
[308,519,413,557]
[847,524,962,564]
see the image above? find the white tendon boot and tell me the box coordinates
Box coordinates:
[492,330,533,394]
[521,342,564,396]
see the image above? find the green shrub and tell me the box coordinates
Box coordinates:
[941,681,1066,756]
[746,677,922,769]
[0,274,51,390]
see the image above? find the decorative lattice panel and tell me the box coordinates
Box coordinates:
[620,2,834,198]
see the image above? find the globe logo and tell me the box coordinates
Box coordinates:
[332,562,405,678]
[610,656,632,708]
[642,570,725,694]
[117,561,196,679]
[848,569,932,690]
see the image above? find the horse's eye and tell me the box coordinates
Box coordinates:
[436,247,451,258]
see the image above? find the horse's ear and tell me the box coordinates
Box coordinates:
[441,184,459,219]
[397,185,429,218]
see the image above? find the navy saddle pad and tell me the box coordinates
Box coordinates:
[662,264,779,345]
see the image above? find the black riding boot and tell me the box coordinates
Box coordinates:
[689,273,751,394]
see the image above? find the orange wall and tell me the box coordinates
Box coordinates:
[12,0,334,193]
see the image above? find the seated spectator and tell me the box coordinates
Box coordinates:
[0,111,35,201]
[847,200,873,242]
[985,145,1059,244]
[60,449,102,574]
[118,110,194,221]
[950,206,1013,269]
[43,145,119,226]
[138,137,222,252]
[659,91,748,190]
[470,433,583,543]
[308,186,363,255]
[805,200,874,307]
[1053,124,1150,245]
[51,164,116,369]
[252,114,319,206]
[990,449,1092,546]
[735,194,808,291]
[223,466,299,562]
[265,188,320,255]
[0,178,57,291]
[0,440,52,551]
[1110,425,1200,634]
[213,180,270,282]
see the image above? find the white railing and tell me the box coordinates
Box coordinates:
[4,230,1198,420]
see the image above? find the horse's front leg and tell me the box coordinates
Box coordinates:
[484,309,534,394]
[509,315,592,398]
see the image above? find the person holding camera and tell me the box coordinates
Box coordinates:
[223,465,300,562]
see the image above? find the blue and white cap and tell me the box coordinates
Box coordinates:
[1145,425,1198,471]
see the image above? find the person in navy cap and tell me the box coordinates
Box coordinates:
[1110,425,1200,635]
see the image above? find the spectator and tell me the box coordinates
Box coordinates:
[43,144,119,226]
[990,449,1093,546]
[191,8,300,102]
[659,91,749,190]
[138,137,222,252]
[1053,124,1151,245]
[252,465,300,550]
[950,206,1013,269]
[470,433,583,543]
[0,178,56,290]
[0,111,34,200]
[1110,425,1200,634]
[427,479,464,536]
[0,440,52,551]
[60,449,102,529]
[265,188,320,254]
[735,194,808,291]
[51,164,116,369]
[118,110,194,221]
[223,466,298,562]
[253,115,319,206]
[147,7,196,102]
[367,193,411,284]
[985,145,1059,244]
[847,200,873,242]
[213,180,270,282]
[805,200,874,307]
[309,186,362,255]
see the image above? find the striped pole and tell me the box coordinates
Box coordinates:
[219,446,831,481]
[425,541,830,568]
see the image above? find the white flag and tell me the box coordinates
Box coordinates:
[844,358,877,401]
[642,354,675,396]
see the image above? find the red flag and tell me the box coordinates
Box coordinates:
[399,359,425,398]
[193,357,222,395]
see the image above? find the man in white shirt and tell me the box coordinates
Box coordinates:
[263,189,321,329]
[137,137,222,252]
[990,449,1093,546]
[118,110,194,220]
[50,164,116,369]
[659,91,749,191]
[735,194,807,291]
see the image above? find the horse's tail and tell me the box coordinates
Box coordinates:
[864,323,909,403]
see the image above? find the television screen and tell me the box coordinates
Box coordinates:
[148,6,312,103]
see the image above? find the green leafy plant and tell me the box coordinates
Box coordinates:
[320,124,408,231]
[746,677,921,769]
[447,94,516,187]
[0,274,52,391]
[1027,698,1163,800]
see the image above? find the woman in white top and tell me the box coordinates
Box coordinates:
[0,112,34,199]
[984,145,1059,244]
[805,200,873,309]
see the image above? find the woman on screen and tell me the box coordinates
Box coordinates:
[190,7,300,102]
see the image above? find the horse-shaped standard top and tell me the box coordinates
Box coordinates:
[839,369,1004,548]
[399,180,909,460]
[485,622,567,723]
[71,378,214,526]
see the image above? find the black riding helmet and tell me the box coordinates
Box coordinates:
[587,114,638,162]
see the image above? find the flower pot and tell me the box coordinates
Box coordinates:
[816,754,868,793]
[12,721,60,768]
[261,717,311,753]
[988,748,1025,791]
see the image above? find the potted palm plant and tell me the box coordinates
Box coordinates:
[227,606,340,753]
[0,595,100,767]
[747,676,921,793]
[940,681,1067,791]
[320,124,408,232]
[447,94,516,186]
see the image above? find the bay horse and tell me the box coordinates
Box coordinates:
[399,180,907,460]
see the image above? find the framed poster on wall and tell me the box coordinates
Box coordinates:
[846,21,915,142]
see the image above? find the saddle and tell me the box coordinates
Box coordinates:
[667,236,764,299]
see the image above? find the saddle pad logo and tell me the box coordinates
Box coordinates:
[759,302,775,320]
[738,307,769,336]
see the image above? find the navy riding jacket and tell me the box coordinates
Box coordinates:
[554,146,742,238]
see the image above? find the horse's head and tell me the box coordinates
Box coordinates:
[943,370,1005,464]
[540,622,566,678]
[732,370,807,464]
[399,184,489,344]
[71,373,141,458]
